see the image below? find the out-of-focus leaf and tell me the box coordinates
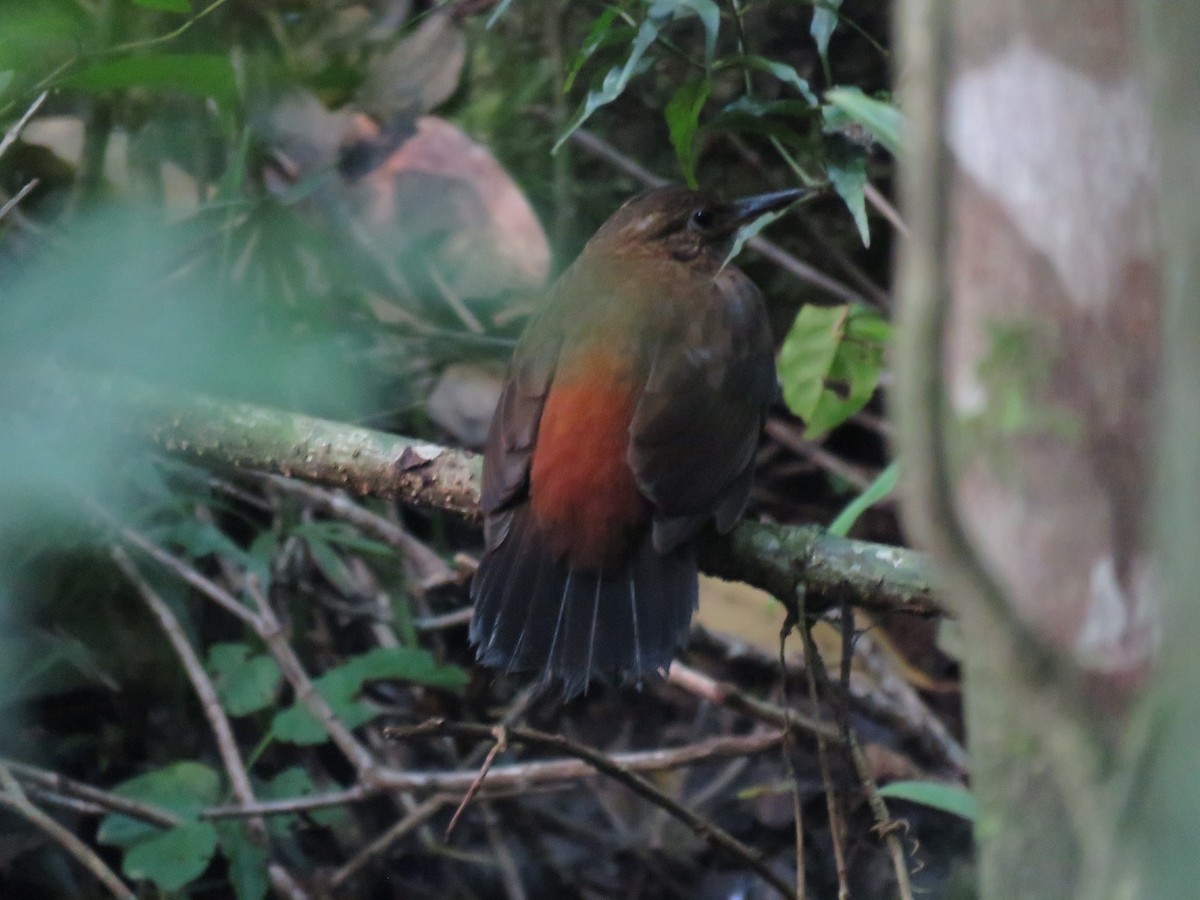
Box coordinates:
[564,8,625,94]
[132,0,191,11]
[779,304,890,438]
[827,461,899,536]
[206,643,281,717]
[811,0,844,69]
[123,821,218,892]
[825,141,870,246]
[259,767,345,832]
[216,822,269,900]
[666,77,710,187]
[485,0,519,29]
[97,762,221,848]
[825,86,902,155]
[357,13,464,116]
[652,0,720,63]
[60,53,237,106]
[879,780,978,821]
[720,55,818,105]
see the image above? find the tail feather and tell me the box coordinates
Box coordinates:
[471,506,697,696]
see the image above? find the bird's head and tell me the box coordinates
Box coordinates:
[586,184,808,268]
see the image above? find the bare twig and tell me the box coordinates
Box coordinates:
[386,720,796,899]
[864,182,908,237]
[328,794,451,891]
[483,803,528,900]
[111,549,310,900]
[0,764,134,900]
[0,178,39,222]
[0,91,47,160]
[445,726,507,837]
[3,760,181,829]
[798,606,849,900]
[765,418,877,492]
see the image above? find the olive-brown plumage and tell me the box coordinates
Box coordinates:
[470,185,805,695]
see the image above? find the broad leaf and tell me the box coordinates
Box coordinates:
[825,140,870,246]
[206,642,282,717]
[811,0,844,70]
[879,780,978,821]
[217,821,269,900]
[132,0,191,11]
[60,53,237,106]
[98,761,221,848]
[123,821,218,892]
[825,86,902,156]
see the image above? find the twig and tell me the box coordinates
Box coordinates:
[765,418,877,492]
[111,549,310,900]
[0,90,47,160]
[798,598,849,900]
[864,182,908,237]
[386,720,796,899]
[263,474,454,588]
[847,729,914,900]
[0,178,39,222]
[777,625,806,900]
[482,803,528,900]
[0,764,134,900]
[328,794,451,891]
[666,662,838,741]
[244,577,378,777]
[445,726,507,837]
[3,760,181,829]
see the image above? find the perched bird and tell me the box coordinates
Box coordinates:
[470,185,806,695]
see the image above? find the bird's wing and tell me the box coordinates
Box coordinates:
[480,309,560,544]
[629,273,776,553]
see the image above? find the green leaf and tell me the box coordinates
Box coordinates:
[132,0,192,11]
[271,647,467,745]
[810,0,844,69]
[59,53,237,106]
[719,55,817,105]
[564,7,624,94]
[779,304,890,439]
[123,821,218,892]
[651,0,720,64]
[554,18,659,153]
[0,71,14,97]
[721,205,792,270]
[207,643,282,717]
[216,822,269,900]
[260,767,344,832]
[879,780,978,821]
[827,461,898,536]
[666,77,710,187]
[825,142,869,246]
[98,762,221,848]
[778,305,845,423]
[825,87,902,156]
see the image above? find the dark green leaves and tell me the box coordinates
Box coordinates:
[810,0,844,73]
[132,0,192,11]
[271,647,467,745]
[879,780,978,821]
[666,78,711,186]
[60,53,237,106]
[825,86,902,156]
[827,461,898,536]
[555,0,723,153]
[778,304,890,438]
[207,643,282,717]
[98,761,223,892]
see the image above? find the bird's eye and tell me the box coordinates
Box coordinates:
[690,208,715,230]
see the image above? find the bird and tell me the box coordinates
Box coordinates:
[469,184,806,696]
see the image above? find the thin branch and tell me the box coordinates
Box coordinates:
[328,794,451,891]
[0,765,134,900]
[386,720,796,899]
[111,549,310,900]
[0,178,39,223]
[3,760,181,829]
[97,379,939,618]
[0,91,48,160]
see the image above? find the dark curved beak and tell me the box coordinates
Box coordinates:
[723,187,810,230]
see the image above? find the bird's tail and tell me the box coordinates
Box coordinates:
[469,505,697,697]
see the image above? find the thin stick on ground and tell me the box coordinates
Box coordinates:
[111,548,310,900]
[0,764,134,900]
[798,605,849,900]
[386,720,796,899]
